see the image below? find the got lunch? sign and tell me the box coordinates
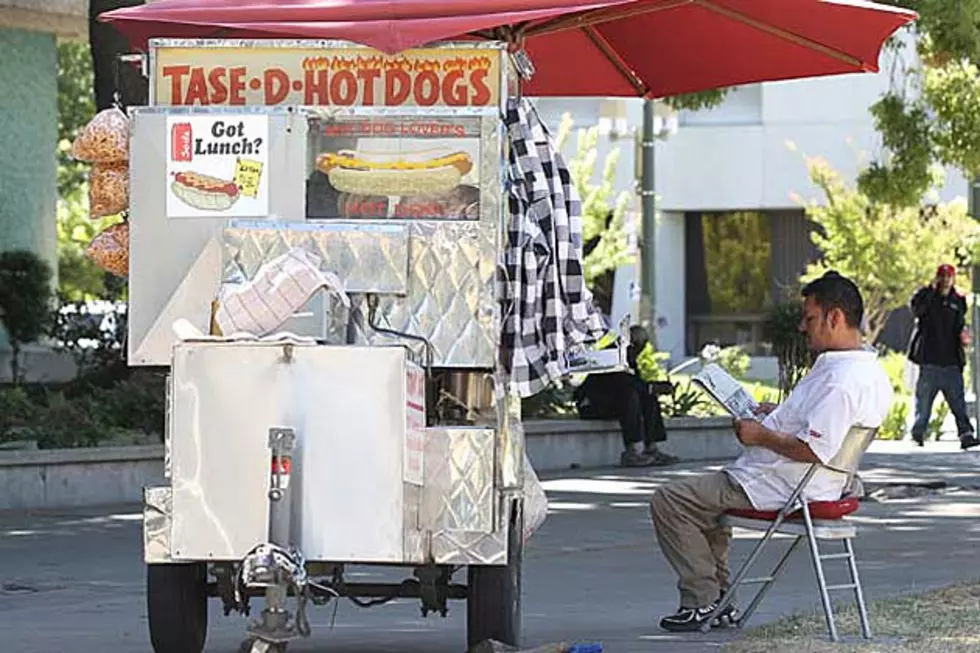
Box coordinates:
[165,114,269,219]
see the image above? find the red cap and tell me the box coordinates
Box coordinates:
[937,264,956,276]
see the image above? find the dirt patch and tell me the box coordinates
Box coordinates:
[723,581,980,653]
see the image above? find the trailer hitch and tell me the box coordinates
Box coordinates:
[236,427,320,653]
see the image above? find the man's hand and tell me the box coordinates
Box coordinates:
[734,419,768,447]
[752,402,777,417]
[733,419,820,463]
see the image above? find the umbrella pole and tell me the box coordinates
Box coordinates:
[640,99,657,343]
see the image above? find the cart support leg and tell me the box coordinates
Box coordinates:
[241,427,308,649]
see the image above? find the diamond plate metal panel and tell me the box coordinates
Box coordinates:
[496,389,525,490]
[422,427,495,533]
[431,529,507,565]
[223,221,409,296]
[144,486,173,563]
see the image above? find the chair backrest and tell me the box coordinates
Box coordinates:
[823,425,878,475]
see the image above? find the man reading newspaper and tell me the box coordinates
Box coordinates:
[649,271,893,632]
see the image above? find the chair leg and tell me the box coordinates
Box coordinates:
[700,518,786,633]
[735,535,804,629]
[844,537,873,639]
[801,507,839,642]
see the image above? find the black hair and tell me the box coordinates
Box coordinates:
[801,270,864,329]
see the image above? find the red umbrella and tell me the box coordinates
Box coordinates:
[100,0,916,98]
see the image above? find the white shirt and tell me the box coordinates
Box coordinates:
[724,348,894,510]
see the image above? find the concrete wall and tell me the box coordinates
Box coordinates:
[0,418,742,511]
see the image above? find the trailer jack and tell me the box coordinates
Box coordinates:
[235,428,317,653]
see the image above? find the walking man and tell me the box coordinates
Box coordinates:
[907,264,980,450]
[649,271,893,632]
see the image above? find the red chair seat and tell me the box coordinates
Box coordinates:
[726,496,860,521]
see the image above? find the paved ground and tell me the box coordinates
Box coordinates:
[0,439,978,653]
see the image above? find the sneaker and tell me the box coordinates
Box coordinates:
[620,450,654,467]
[960,434,980,451]
[711,601,739,628]
[659,603,718,632]
[644,448,680,465]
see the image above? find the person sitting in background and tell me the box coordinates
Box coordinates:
[575,326,678,467]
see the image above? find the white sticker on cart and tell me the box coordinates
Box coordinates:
[166,115,269,219]
[404,365,426,485]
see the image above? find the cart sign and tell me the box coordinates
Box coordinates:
[405,364,426,486]
[154,46,502,108]
[165,114,270,218]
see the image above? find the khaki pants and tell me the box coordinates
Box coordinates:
[649,471,753,608]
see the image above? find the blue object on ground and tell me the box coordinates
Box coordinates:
[567,644,602,653]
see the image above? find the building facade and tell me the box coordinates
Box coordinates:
[533,36,967,373]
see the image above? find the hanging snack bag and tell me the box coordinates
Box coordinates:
[90,162,129,218]
[85,221,130,277]
[71,107,130,163]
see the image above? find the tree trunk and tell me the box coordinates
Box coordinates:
[10,342,20,385]
[89,0,148,111]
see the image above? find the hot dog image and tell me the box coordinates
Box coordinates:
[316,149,473,197]
[171,170,241,211]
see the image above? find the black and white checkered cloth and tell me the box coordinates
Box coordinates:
[499,98,609,398]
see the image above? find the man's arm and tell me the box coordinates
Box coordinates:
[910,286,932,318]
[734,420,821,463]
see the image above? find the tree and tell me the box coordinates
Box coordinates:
[58,40,96,199]
[554,113,634,312]
[797,157,979,342]
[860,1,980,206]
[0,251,55,383]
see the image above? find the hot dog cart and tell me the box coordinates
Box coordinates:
[122,38,626,653]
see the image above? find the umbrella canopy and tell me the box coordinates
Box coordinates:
[100,0,916,98]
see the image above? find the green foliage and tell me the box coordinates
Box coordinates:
[861,2,980,205]
[701,212,772,314]
[56,185,127,302]
[878,399,910,440]
[556,114,634,286]
[57,40,96,199]
[798,158,978,342]
[0,251,56,383]
[663,89,731,113]
[926,398,950,441]
[0,386,36,442]
[763,301,814,400]
[660,379,721,418]
[879,349,912,396]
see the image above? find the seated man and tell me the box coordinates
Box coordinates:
[649,271,893,632]
[575,326,677,467]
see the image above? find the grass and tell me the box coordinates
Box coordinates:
[722,581,980,653]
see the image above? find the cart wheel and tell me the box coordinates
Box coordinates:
[147,562,209,653]
[466,499,523,649]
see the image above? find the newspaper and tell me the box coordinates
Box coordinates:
[692,363,759,420]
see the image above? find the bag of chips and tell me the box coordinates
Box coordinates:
[71,107,130,163]
[85,222,129,277]
[90,162,129,218]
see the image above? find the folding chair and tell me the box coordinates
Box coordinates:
[702,425,878,641]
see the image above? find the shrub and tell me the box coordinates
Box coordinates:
[878,399,910,440]
[0,250,55,383]
[763,301,814,400]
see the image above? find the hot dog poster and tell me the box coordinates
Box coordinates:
[165,115,269,219]
[306,116,482,221]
